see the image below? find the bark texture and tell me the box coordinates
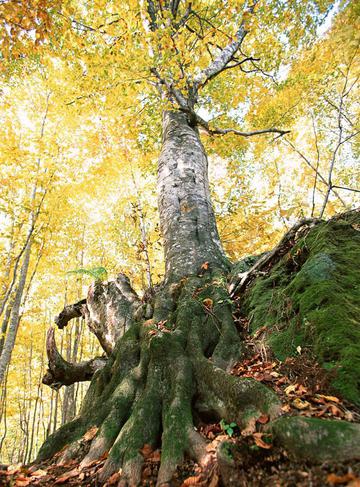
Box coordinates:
[158,111,229,283]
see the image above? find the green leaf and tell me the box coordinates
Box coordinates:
[219,419,227,429]
[67,266,108,282]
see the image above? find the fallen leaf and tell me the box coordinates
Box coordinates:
[344,411,354,421]
[253,433,272,449]
[143,319,154,327]
[327,472,356,484]
[202,298,213,310]
[7,463,22,475]
[284,384,298,395]
[30,469,47,478]
[15,479,31,487]
[108,471,122,485]
[256,414,269,424]
[241,417,256,436]
[201,262,209,270]
[83,426,98,441]
[181,475,202,486]
[317,394,340,403]
[139,444,154,459]
[329,404,343,417]
[281,404,291,413]
[54,468,79,484]
[292,398,311,410]
[297,384,308,395]
[149,450,161,462]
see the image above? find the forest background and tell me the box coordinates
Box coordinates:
[0,0,359,465]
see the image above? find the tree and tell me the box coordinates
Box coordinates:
[1,0,359,485]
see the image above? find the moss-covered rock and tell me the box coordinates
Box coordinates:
[270,416,360,462]
[242,212,360,404]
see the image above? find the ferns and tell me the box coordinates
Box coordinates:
[66,267,108,282]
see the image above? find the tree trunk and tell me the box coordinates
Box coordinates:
[158,111,229,282]
[0,239,32,383]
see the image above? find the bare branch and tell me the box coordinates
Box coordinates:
[282,138,347,208]
[207,126,290,138]
[331,185,360,194]
[192,1,259,93]
[55,299,87,329]
[311,113,320,217]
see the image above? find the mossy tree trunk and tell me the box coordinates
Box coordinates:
[39,113,360,486]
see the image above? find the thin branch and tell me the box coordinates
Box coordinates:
[207,125,290,138]
[192,1,260,93]
[331,185,360,194]
[311,113,320,217]
[282,138,347,208]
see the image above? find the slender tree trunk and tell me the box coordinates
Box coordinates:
[0,239,32,382]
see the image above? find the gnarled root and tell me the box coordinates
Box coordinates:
[39,273,283,486]
[42,327,107,389]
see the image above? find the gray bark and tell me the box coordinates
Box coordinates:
[0,239,32,383]
[158,111,229,282]
[84,273,141,355]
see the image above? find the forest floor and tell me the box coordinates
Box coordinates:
[2,319,360,486]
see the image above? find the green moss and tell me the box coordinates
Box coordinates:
[36,418,86,461]
[270,416,360,462]
[243,215,360,404]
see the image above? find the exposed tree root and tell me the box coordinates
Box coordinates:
[39,271,283,485]
[38,258,360,486]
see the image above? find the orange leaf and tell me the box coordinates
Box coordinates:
[202,298,213,309]
[201,262,209,270]
[140,444,154,458]
[281,404,291,412]
[327,473,356,484]
[296,384,308,395]
[30,469,47,478]
[15,480,31,487]
[144,319,154,327]
[256,414,269,424]
[318,394,340,403]
[108,472,122,485]
[54,468,79,484]
[253,432,272,449]
[181,475,202,486]
[149,449,161,462]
